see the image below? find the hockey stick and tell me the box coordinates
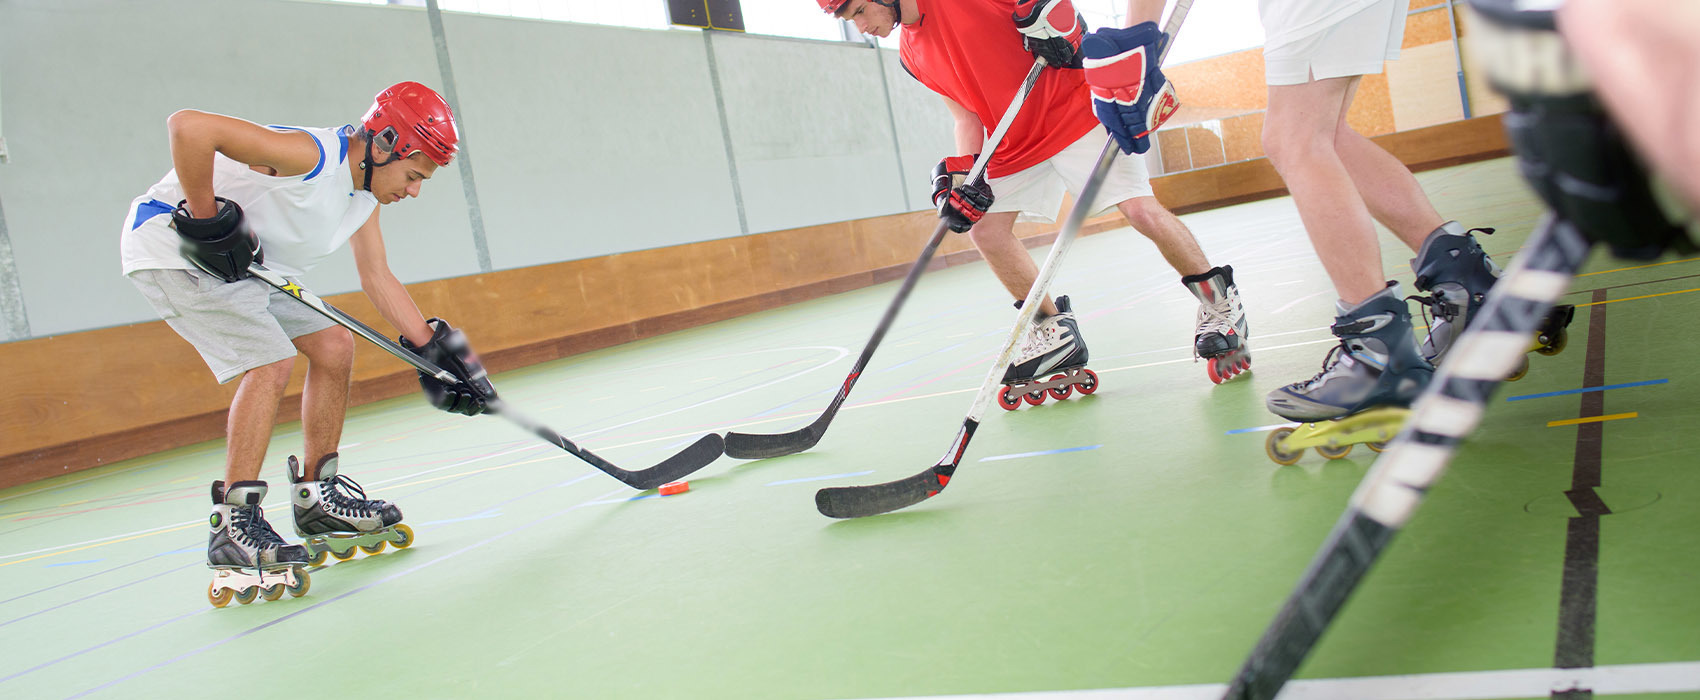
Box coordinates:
[248,263,725,490]
[813,0,1195,518]
[722,58,1050,460]
[1220,215,1593,699]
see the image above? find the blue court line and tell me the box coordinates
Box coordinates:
[1505,378,1669,402]
[765,471,876,487]
[978,445,1102,462]
[1226,423,1295,436]
[43,559,102,568]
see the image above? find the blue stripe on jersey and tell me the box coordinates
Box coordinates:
[132,199,174,231]
[267,126,326,181]
[337,126,350,165]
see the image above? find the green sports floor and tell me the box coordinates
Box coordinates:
[2,158,1696,699]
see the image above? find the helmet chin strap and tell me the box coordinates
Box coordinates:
[358,131,401,193]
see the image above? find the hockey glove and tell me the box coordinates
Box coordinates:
[1013,0,1085,69]
[931,154,995,233]
[1082,22,1180,155]
[400,318,498,416]
[172,197,263,282]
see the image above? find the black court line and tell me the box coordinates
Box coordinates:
[1553,288,1609,698]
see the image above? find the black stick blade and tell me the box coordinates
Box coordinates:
[621,433,726,491]
[724,427,821,460]
[815,467,951,519]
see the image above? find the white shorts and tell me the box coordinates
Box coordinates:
[129,268,336,384]
[1264,0,1408,86]
[987,125,1155,224]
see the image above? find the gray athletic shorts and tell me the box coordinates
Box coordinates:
[128,268,336,384]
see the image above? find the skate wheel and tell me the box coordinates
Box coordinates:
[1022,387,1047,406]
[361,541,387,556]
[1206,359,1224,384]
[997,385,1022,411]
[207,581,234,608]
[308,549,328,567]
[1266,428,1302,466]
[330,546,357,562]
[1047,374,1073,400]
[1536,330,1567,356]
[234,586,260,605]
[1315,443,1353,460]
[1366,440,1390,453]
[287,569,312,598]
[1076,369,1099,395]
[261,583,285,602]
[1506,356,1530,382]
[391,524,414,550]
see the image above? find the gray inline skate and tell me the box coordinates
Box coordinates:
[290,453,413,566]
[1411,221,1573,378]
[1264,283,1434,464]
[207,480,311,607]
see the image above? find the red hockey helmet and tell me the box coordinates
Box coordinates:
[817,0,849,15]
[361,81,458,166]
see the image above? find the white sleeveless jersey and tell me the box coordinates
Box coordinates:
[120,124,380,278]
[1258,0,1383,52]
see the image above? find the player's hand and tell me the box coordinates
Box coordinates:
[1013,0,1084,68]
[1083,22,1180,155]
[401,318,498,416]
[931,154,994,233]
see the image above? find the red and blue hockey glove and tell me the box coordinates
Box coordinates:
[1013,0,1085,69]
[1082,22,1180,155]
[931,154,994,233]
[400,318,498,417]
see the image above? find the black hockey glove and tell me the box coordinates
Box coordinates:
[400,318,498,416]
[172,197,263,282]
[931,154,995,233]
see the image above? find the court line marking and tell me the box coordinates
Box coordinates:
[846,660,1700,700]
[1575,287,1700,307]
[979,445,1102,462]
[1574,255,1700,278]
[1547,412,1638,428]
[766,471,877,487]
[1505,379,1668,402]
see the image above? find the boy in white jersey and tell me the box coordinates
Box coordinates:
[121,82,495,606]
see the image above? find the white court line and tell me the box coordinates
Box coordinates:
[851,661,1700,700]
[1273,290,1331,315]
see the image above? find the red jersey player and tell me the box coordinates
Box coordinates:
[819,0,1253,389]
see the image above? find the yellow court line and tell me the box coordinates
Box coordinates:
[1575,287,1700,308]
[1575,256,1700,278]
[0,522,201,570]
[1547,412,1639,428]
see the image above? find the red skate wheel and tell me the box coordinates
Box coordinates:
[1206,359,1224,384]
[1047,374,1074,400]
[997,386,1022,411]
[1076,369,1099,395]
[659,481,690,496]
[1022,388,1046,406]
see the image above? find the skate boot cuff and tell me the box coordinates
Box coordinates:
[1179,265,1234,288]
[288,453,341,483]
[221,481,268,506]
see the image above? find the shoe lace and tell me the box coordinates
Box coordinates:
[1292,343,1349,390]
[233,504,288,549]
[323,474,386,518]
[1193,293,1237,359]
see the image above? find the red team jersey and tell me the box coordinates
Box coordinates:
[898,0,1101,178]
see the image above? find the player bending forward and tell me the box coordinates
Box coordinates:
[120,82,496,606]
[821,0,1252,396]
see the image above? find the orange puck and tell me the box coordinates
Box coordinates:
[658,481,689,496]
